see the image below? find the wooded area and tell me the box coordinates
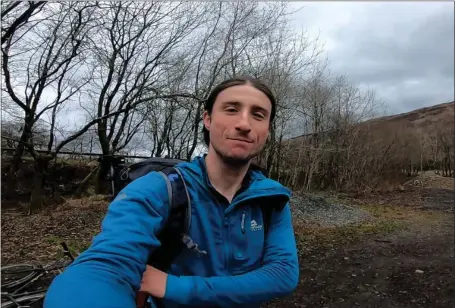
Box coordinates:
[2,1,454,213]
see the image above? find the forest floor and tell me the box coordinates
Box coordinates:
[1,173,453,308]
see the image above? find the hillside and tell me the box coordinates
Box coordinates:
[274,101,454,191]
[362,101,454,133]
[288,101,454,143]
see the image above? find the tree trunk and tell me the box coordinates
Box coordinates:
[265,124,276,177]
[4,118,33,199]
[420,152,424,174]
[265,143,275,178]
[28,155,52,214]
[96,120,110,194]
[3,143,25,199]
[95,162,109,195]
[274,140,283,181]
[187,101,203,160]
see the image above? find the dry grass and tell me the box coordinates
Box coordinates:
[294,202,445,253]
[403,172,454,190]
[1,197,108,265]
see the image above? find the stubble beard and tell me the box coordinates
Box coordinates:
[212,142,263,169]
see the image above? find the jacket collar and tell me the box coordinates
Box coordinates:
[185,155,291,212]
[195,154,252,191]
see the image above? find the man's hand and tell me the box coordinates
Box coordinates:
[139,265,168,298]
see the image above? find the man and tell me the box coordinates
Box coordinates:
[44,76,299,308]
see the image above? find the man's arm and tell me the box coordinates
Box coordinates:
[44,172,171,308]
[163,203,299,307]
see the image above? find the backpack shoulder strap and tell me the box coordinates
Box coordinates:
[158,167,191,235]
[260,206,274,236]
[147,166,191,271]
[137,166,199,308]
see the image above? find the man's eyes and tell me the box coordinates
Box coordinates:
[223,107,265,119]
[253,112,265,119]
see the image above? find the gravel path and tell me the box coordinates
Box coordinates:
[290,193,371,228]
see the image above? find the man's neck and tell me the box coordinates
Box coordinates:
[205,149,250,203]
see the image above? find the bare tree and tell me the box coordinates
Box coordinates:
[1,1,46,45]
[289,66,335,190]
[435,119,454,177]
[1,2,99,207]
[80,1,206,192]
[1,117,48,151]
[135,2,300,162]
[175,1,296,160]
[278,66,387,192]
[250,22,324,176]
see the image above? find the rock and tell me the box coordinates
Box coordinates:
[415,269,424,274]
[344,257,349,260]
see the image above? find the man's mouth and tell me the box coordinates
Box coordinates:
[228,138,253,143]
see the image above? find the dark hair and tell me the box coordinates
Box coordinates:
[202,76,276,146]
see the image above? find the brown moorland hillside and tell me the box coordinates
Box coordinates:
[365,101,454,127]
[360,101,454,137]
[276,101,454,192]
[285,101,454,148]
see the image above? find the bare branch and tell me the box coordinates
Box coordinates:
[1,1,46,45]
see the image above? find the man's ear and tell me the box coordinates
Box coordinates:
[265,129,271,142]
[202,110,211,130]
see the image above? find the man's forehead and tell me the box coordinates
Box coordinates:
[216,85,272,107]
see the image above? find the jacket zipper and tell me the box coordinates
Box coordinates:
[241,210,246,234]
[208,188,231,273]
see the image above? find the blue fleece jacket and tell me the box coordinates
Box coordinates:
[44,156,299,308]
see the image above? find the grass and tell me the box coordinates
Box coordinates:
[296,220,406,250]
[44,235,91,258]
[294,202,442,251]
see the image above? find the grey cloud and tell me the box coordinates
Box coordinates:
[295,2,454,114]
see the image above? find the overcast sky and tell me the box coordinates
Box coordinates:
[289,1,454,115]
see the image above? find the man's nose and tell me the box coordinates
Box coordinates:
[235,112,252,133]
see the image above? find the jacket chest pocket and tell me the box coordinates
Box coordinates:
[230,207,265,274]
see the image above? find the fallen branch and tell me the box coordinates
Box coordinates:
[75,166,99,196]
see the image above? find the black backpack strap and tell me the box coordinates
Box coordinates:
[261,206,274,236]
[147,167,206,271]
[159,167,191,236]
[259,206,273,269]
[260,194,289,236]
[137,166,206,308]
[147,167,190,271]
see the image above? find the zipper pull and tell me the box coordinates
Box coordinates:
[241,211,246,234]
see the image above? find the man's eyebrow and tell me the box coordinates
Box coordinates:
[221,101,241,107]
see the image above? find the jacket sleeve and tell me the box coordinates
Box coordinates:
[163,203,299,307]
[44,172,171,308]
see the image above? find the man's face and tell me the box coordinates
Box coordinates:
[203,84,272,165]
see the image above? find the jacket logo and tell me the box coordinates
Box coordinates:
[251,220,262,231]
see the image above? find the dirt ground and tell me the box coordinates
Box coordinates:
[264,206,453,308]
[264,175,454,308]
[1,176,454,308]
